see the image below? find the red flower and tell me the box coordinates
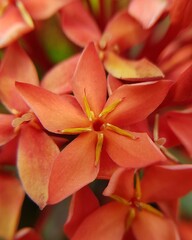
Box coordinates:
[16,43,172,204]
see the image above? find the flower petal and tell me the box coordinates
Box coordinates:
[14,228,42,240]
[167,65,192,104]
[98,149,119,180]
[17,125,60,209]
[0,5,33,48]
[0,43,39,113]
[105,80,172,127]
[103,168,135,200]
[72,43,107,116]
[60,1,101,47]
[167,111,192,156]
[64,186,99,238]
[104,52,164,80]
[128,0,168,29]
[0,173,25,240]
[141,164,192,202]
[72,202,128,240]
[16,82,89,133]
[132,210,180,240]
[48,132,99,205]
[22,0,71,20]
[41,54,80,94]
[107,75,123,95]
[103,10,147,51]
[0,137,18,165]
[104,130,166,168]
[0,114,16,146]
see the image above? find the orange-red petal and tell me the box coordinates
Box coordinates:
[41,54,80,94]
[0,43,39,113]
[0,173,25,240]
[103,10,147,51]
[64,186,99,238]
[14,228,42,240]
[48,132,99,205]
[104,130,166,168]
[132,210,180,240]
[17,125,60,209]
[60,1,101,47]
[128,0,168,29]
[103,168,135,200]
[72,43,107,116]
[141,164,192,202]
[105,80,172,127]
[16,82,89,132]
[0,114,16,146]
[72,202,128,240]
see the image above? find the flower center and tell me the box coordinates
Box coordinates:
[92,118,104,132]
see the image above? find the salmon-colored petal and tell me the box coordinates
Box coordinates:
[168,65,192,104]
[14,228,42,240]
[0,43,39,113]
[159,113,180,148]
[141,164,192,202]
[98,150,118,180]
[72,202,128,240]
[103,10,147,51]
[132,210,180,240]
[72,43,107,116]
[60,1,101,47]
[170,0,192,28]
[105,80,172,127]
[178,221,192,240]
[64,186,100,238]
[0,5,33,48]
[103,168,135,200]
[0,114,16,146]
[0,173,25,240]
[17,125,60,209]
[128,0,168,29]
[48,132,99,205]
[41,54,80,94]
[0,137,18,165]
[158,200,179,220]
[167,111,192,157]
[104,130,166,168]
[104,52,164,80]
[107,75,123,95]
[22,0,71,20]
[16,82,89,133]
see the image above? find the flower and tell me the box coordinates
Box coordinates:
[16,42,172,204]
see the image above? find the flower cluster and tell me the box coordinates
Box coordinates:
[1,0,192,239]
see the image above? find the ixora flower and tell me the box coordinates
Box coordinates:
[16,43,172,205]
[64,164,192,240]
[60,0,164,81]
[0,43,61,209]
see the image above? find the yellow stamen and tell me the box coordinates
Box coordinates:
[99,98,123,118]
[59,127,92,135]
[135,172,141,200]
[139,202,163,217]
[17,1,34,28]
[160,145,179,162]
[110,194,130,206]
[153,114,159,142]
[105,123,137,140]
[12,112,34,128]
[95,133,104,166]
[83,92,95,121]
[126,208,136,230]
